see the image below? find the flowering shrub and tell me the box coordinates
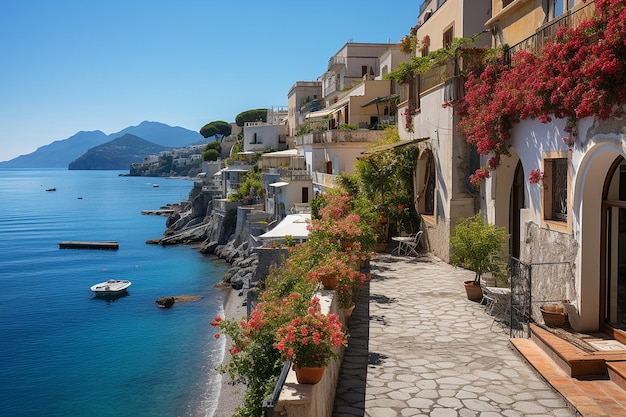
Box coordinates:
[528,169,545,184]
[459,0,626,184]
[308,191,377,251]
[402,108,415,133]
[274,297,347,368]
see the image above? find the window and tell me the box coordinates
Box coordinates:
[443,26,454,49]
[544,158,568,222]
[361,66,368,77]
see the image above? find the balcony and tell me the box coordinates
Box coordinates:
[507,2,596,58]
[295,129,385,146]
[312,171,338,189]
[328,55,346,72]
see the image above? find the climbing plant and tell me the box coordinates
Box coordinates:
[458,0,626,185]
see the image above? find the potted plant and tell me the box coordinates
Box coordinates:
[450,213,509,301]
[273,297,348,384]
[307,250,353,290]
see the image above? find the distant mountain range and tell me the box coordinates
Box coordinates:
[0,121,204,168]
[68,134,169,170]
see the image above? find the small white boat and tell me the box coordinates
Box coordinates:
[90,279,132,296]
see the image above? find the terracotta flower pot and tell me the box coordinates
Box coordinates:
[321,274,339,290]
[540,304,568,327]
[344,303,356,321]
[341,241,353,251]
[464,280,483,302]
[375,242,387,253]
[294,365,325,384]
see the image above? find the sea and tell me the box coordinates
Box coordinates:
[0,169,231,417]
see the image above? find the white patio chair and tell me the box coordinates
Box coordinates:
[403,231,423,257]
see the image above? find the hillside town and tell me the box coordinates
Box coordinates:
[146,1,626,416]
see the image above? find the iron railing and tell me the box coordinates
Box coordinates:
[506,2,596,59]
[508,258,573,338]
[261,361,292,417]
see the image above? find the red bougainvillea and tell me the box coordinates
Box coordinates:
[459,0,626,185]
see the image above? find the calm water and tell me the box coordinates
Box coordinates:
[0,169,230,417]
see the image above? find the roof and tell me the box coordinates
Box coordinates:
[259,214,311,240]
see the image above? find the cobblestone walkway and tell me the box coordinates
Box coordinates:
[333,254,578,417]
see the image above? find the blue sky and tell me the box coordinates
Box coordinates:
[0,1,419,162]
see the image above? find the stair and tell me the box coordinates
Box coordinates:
[511,324,626,417]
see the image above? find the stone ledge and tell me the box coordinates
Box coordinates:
[274,289,345,417]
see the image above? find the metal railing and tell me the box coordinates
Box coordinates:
[508,257,573,338]
[261,361,292,417]
[506,2,596,59]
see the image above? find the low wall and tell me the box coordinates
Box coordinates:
[273,289,345,417]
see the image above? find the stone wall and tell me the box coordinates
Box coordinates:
[522,221,578,322]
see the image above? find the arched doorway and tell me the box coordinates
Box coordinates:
[602,156,626,331]
[509,161,525,259]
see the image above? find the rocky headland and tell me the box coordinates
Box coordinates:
[146,182,269,292]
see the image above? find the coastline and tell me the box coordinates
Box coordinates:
[212,288,247,417]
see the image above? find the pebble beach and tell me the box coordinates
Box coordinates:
[212,288,247,417]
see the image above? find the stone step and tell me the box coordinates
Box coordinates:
[511,338,626,416]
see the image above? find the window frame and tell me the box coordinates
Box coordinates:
[541,152,571,232]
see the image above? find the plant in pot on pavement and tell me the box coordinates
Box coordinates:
[274,296,348,384]
[450,212,508,301]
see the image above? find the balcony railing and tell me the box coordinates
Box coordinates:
[328,55,346,71]
[507,2,596,58]
[312,171,338,188]
[296,129,385,146]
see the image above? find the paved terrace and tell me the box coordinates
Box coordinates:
[333,253,577,417]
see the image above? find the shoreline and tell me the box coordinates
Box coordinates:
[212,287,247,417]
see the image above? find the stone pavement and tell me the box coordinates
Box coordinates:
[332,253,578,417]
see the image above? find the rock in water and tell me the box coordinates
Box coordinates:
[155,296,176,308]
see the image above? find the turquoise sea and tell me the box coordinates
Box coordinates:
[0,169,230,417]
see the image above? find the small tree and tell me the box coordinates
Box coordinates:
[199,120,232,141]
[450,213,509,285]
[235,109,267,127]
[202,148,220,161]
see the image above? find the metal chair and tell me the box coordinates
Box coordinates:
[403,231,423,256]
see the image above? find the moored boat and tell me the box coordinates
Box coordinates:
[90,279,132,296]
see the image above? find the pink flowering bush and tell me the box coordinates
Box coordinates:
[459,0,626,185]
[528,169,545,184]
[274,297,347,368]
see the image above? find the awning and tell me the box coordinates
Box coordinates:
[262,149,299,157]
[305,107,334,119]
[259,214,311,241]
[361,94,400,108]
[269,181,289,187]
[304,97,349,119]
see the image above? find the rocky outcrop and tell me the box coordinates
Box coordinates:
[153,189,265,292]
[155,295,202,308]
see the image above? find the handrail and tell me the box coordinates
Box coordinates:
[262,361,292,417]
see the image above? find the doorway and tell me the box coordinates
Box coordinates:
[603,158,626,330]
[509,161,525,259]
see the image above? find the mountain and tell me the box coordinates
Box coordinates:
[0,130,109,168]
[68,134,168,170]
[109,121,202,148]
[0,121,203,168]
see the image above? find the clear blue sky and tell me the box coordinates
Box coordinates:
[0,1,419,162]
